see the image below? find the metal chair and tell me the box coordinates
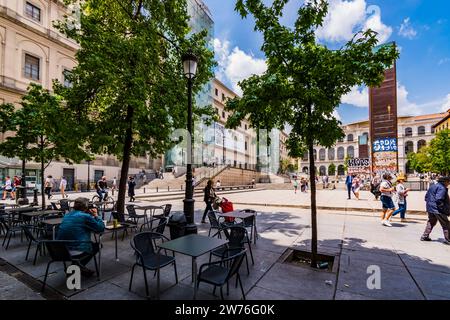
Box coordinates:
[197,250,247,300]
[111,211,137,239]
[41,240,100,291]
[21,225,47,265]
[126,205,148,226]
[1,218,23,250]
[153,204,172,220]
[236,209,257,243]
[207,211,230,238]
[129,232,178,299]
[59,199,71,213]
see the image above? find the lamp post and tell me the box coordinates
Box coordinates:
[182,52,198,227]
[87,160,91,192]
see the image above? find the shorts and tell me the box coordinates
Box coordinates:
[380,195,395,210]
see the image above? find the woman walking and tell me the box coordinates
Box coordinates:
[44,175,54,200]
[128,176,136,202]
[60,176,68,198]
[201,180,216,223]
[392,174,410,222]
[379,173,396,227]
[2,176,13,200]
[293,177,299,194]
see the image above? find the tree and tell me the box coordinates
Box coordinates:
[226,0,399,267]
[55,0,215,213]
[0,84,88,209]
[408,130,450,175]
[328,163,336,176]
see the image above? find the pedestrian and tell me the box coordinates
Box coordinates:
[2,176,14,200]
[392,173,410,223]
[216,180,221,189]
[352,175,361,200]
[293,177,299,194]
[251,178,255,186]
[379,173,396,227]
[159,167,164,180]
[201,180,216,223]
[421,176,450,244]
[111,177,117,196]
[60,176,68,199]
[322,175,329,189]
[44,175,54,200]
[12,175,21,200]
[96,176,108,202]
[370,173,381,200]
[128,176,136,202]
[345,172,353,200]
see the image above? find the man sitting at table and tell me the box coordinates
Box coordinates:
[57,197,105,276]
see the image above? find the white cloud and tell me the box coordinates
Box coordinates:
[442,94,450,111]
[397,84,421,116]
[333,110,342,121]
[438,58,450,65]
[398,17,417,39]
[341,86,369,107]
[214,38,267,96]
[316,0,392,44]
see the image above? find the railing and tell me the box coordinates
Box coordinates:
[194,165,230,187]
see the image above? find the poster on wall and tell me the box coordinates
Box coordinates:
[347,158,371,174]
[372,151,398,173]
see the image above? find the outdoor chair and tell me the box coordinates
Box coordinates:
[129,232,178,299]
[207,211,230,238]
[210,226,250,275]
[153,204,172,220]
[1,218,24,250]
[59,199,71,213]
[21,225,47,265]
[41,240,100,291]
[235,209,257,242]
[197,250,247,300]
[126,205,148,226]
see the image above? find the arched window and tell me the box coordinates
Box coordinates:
[417,140,426,151]
[337,147,345,160]
[338,165,345,176]
[347,134,354,142]
[302,167,309,174]
[405,141,414,154]
[405,127,413,137]
[405,162,414,174]
[319,148,326,161]
[313,149,317,161]
[302,151,308,161]
[347,146,355,158]
[418,126,425,136]
[328,148,335,161]
[319,166,327,176]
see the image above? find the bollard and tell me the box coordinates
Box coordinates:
[168,186,170,192]
[156,186,158,193]
[143,188,146,193]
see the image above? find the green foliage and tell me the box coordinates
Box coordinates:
[328,163,336,176]
[55,0,216,212]
[408,130,450,175]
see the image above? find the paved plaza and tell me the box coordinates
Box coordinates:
[1,189,449,300]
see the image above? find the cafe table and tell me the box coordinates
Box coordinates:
[40,217,63,240]
[21,210,63,225]
[158,234,228,299]
[217,210,258,244]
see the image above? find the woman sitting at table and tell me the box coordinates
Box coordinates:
[57,197,105,276]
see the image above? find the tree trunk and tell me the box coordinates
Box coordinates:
[116,105,134,214]
[307,104,318,268]
[40,136,45,210]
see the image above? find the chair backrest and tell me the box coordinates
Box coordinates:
[163,204,172,217]
[226,250,246,281]
[44,241,73,262]
[223,226,246,248]
[207,211,220,228]
[126,205,137,217]
[111,211,126,223]
[151,217,167,234]
[240,209,256,226]
[51,203,59,211]
[131,232,157,258]
[21,225,37,242]
[60,199,70,212]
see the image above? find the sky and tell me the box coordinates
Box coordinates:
[202,0,450,124]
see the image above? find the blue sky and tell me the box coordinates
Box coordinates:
[202,0,450,124]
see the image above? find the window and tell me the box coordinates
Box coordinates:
[347,146,355,158]
[337,147,345,160]
[328,148,335,161]
[302,151,308,161]
[313,149,317,161]
[63,69,72,88]
[222,93,226,101]
[25,2,41,22]
[417,140,426,151]
[347,134,354,142]
[215,88,218,96]
[338,137,344,143]
[24,54,40,80]
[245,124,247,130]
[405,141,414,155]
[222,111,225,119]
[245,141,248,151]
[319,148,326,161]
[215,108,219,114]
[418,126,426,135]
[405,127,413,137]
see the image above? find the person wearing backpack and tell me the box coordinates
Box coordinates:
[201,180,216,223]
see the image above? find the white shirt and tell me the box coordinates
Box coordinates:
[60,179,67,189]
[4,179,12,190]
[380,180,393,197]
[396,183,406,204]
[45,178,53,188]
[216,182,221,188]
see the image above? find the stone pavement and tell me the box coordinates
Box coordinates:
[1,193,449,300]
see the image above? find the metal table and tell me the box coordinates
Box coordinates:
[217,210,258,244]
[41,218,63,240]
[158,234,228,299]
[21,210,63,225]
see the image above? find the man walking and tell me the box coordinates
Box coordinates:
[345,173,353,199]
[421,176,450,244]
[379,173,395,227]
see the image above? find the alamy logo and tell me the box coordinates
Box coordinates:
[66,265,81,290]
[366,265,381,290]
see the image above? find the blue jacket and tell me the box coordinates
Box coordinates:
[57,210,105,253]
[425,183,450,216]
[345,175,353,185]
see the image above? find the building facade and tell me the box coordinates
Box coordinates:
[433,109,450,133]
[298,112,447,177]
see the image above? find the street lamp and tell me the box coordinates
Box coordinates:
[182,52,198,227]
